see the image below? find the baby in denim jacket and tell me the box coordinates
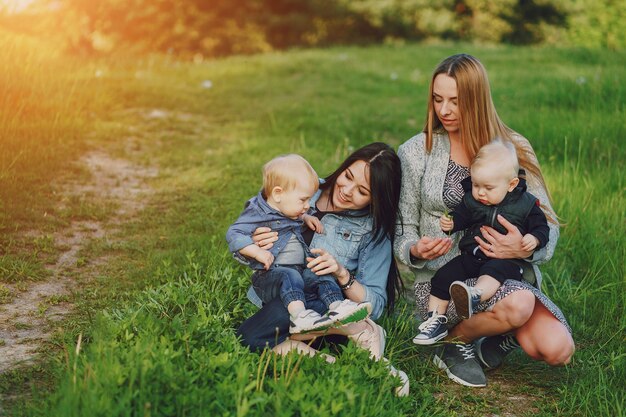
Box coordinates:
[226,154,371,334]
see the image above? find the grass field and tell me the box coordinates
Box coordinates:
[0,31,624,416]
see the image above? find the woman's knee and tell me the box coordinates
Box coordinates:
[494,290,535,328]
[516,301,575,366]
[536,334,575,366]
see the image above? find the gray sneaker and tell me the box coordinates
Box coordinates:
[433,342,487,387]
[476,334,520,370]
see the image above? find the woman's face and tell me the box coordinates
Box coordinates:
[433,74,459,135]
[332,160,371,211]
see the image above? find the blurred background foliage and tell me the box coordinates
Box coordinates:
[0,0,624,57]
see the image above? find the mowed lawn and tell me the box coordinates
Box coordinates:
[1,33,624,416]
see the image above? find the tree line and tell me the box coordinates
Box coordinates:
[2,0,624,56]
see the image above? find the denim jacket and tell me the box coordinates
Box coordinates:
[246,187,392,320]
[226,190,312,270]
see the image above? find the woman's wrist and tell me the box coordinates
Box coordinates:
[409,242,422,260]
[337,270,356,291]
[335,267,351,286]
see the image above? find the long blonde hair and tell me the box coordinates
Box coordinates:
[424,53,556,221]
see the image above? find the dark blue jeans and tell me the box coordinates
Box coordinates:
[236,291,327,351]
[251,265,343,309]
[236,295,347,352]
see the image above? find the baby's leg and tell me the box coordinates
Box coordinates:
[427,294,449,315]
[287,300,306,317]
[303,269,371,325]
[266,267,306,315]
[477,259,525,301]
[307,270,343,309]
[430,255,466,311]
[474,275,502,301]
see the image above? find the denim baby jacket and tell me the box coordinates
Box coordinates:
[226,190,312,270]
[245,187,392,320]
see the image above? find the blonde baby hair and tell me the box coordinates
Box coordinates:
[471,138,519,180]
[262,154,318,197]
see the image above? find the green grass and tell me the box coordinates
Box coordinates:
[0,33,624,416]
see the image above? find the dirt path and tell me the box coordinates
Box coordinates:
[0,150,157,373]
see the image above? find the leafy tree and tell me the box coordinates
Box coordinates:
[562,0,626,49]
[500,0,567,44]
[4,0,624,55]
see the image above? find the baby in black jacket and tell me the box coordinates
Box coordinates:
[413,139,549,345]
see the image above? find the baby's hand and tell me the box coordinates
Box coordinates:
[303,214,324,234]
[255,249,275,270]
[440,214,453,232]
[521,234,539,251]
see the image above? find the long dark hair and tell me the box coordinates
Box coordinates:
[320,142,404,312]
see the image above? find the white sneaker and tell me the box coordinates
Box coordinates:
[327,299,372,325]
[289,309,333,334]
[347,318,386,360]
[383,358,410,397]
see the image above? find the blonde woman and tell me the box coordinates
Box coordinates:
[395,54,574,387]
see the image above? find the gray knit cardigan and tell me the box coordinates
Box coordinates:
[394,130,559,287]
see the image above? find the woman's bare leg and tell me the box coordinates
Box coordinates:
[448,289,536,342]
[514,299,574,365]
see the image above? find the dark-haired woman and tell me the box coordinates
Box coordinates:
[236,142,408,394]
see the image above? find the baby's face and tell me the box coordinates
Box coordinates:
[276,179,316,219]
[470,164,516,206]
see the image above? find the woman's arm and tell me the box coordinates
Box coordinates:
[394,138,452,266]
[306,249,367,306]
[306,237,390,320]
[353,237,391,320]
[394,139,427,267]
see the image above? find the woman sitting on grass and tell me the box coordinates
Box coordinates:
[236,142,408,394]
[394,53,574,387]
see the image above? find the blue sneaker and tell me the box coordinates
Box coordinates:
[412,311,448,345]
[450,281,482,319]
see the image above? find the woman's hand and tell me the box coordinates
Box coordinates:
[410,236,453,260]
[306,248,346,278]
[252,227,278,250]
[475,214,534,259]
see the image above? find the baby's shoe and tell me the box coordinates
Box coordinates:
[289,309,333,334]
[412,311,448,345]
[327,299,372,325]
[450,281,483,319]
